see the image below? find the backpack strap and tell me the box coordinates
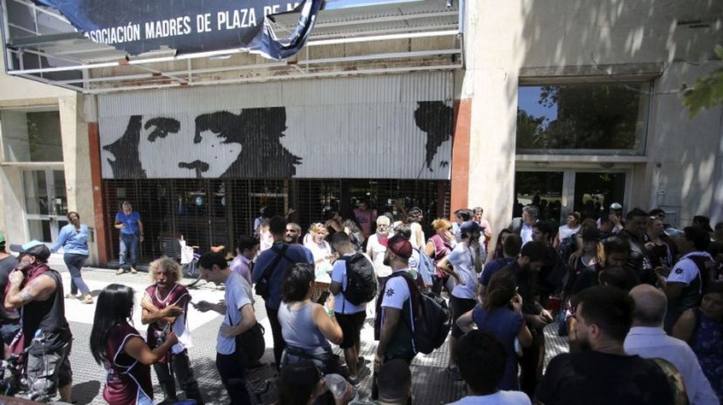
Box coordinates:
[258,244,290,284]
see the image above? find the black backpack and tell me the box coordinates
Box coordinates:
[339,253,377,306]
[394,272,451,355]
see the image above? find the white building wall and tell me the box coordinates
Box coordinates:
[463,0,723,232]
[0,54,98,262]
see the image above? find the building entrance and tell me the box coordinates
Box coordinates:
[514,170,627,225]
[23,169,68,242]
[102,178,449,264]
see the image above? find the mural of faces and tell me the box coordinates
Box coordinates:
[103,108,300,179]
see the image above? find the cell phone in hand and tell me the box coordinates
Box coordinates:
[317,291,330,305]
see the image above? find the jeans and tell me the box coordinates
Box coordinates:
[153,350,204,404]
[216,351,251,405]
[266,305,286,368]
[519,329,544,398]
[119,233,138,269]
[63,254,90,296]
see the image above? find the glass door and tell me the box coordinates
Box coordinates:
[514,171,564,223]
[573,172,626,220]
[514,169,628,224]
[24,169,68,242]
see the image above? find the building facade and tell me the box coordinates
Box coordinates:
[1,0,721,265]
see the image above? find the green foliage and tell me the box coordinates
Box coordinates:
[683,45,723,118]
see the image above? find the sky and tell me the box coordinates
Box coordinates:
[518,86,558,124]
[325,0,421,10]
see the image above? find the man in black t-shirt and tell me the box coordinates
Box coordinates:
[0,232,20,350]
[537,286,674,405]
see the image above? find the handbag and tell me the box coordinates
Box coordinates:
[236,323,265,365]
[227,308,266,365]
[255,244,290,299]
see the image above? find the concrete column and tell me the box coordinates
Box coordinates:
[59,94,99,263]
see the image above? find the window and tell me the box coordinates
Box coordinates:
[517,82,650,153]
[1,110,63,162]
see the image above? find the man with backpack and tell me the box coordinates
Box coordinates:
[329,232,376,384]
[661,226,713,332]
[374,234,417,398]
[252,216,314,368]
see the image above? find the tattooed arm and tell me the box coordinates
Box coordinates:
[4,272,56,309]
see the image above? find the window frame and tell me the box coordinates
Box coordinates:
[515,79,653,156]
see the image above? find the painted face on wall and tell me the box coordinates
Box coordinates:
[137,114,242,178]
[103,108,301,179]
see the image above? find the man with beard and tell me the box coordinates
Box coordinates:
[4,241,72,402]
[284,223,302,244]
[495,241,550,397]
[618,208,656,284]
[253,216,314,368]
[537,286,674,405]
[373,235,417,400]
[141,257,204,404]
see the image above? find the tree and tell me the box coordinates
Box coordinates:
[683,45,723,118]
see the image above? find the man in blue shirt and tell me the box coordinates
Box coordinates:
[479,233,522,296]
[252,216,313,368]
[114,200,143,275]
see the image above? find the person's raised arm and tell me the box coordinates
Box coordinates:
[140,294,183,325]
[114,213,125,230]
[455,309,475,334]
[5,272,55,310]
[313,303,343,345]
[424,240,435,258]
[124,333,178,365]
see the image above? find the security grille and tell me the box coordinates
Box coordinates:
[102,178,450,263]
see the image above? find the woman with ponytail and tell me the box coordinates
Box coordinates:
[456,270,533,390]
[436,220,485,378]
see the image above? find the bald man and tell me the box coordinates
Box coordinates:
[625,285,718,405]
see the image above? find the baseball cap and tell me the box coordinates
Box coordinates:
[387,234,412,260]
[15,240,51,262]
[610,202,623,210]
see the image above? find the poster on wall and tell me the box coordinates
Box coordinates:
[98,73,454,180]
[31,0,323,59]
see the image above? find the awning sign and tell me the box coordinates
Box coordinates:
[31,0,323,59]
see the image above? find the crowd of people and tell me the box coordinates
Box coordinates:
[0,199,722,405]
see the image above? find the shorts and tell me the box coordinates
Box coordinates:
[336,311,366,349]
[0,322,20,346]
[449,296,476,338]
[26,336,73,399]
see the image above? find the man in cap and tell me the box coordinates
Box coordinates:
[0,232,20,353]
[373,234,417,399]
[4,240,73,402]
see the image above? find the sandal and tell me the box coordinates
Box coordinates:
[82,295,94,304]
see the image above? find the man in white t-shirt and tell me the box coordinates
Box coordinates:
[661,226,713,331]
[330,232,373,384]
[449,330,531,405]
[367,215,394,283]
[508,205,538,247]
[557,211,581,247]
[196,253,257,405]
[374,235,417,401]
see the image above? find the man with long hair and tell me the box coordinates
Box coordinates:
[141,257,203,404]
